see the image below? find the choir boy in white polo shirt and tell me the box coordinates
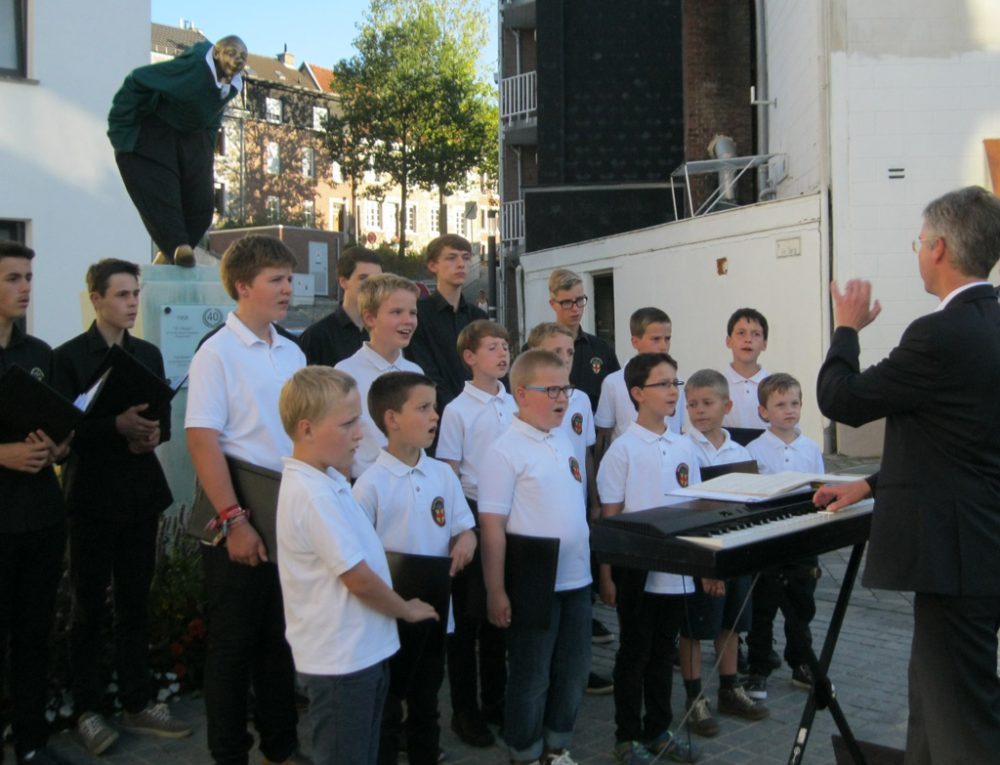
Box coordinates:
[353,371,477,764]
[678,369,766,737]
[335,273,423,478]
[185,236,307,765]
[721,308,770,430]
[595,307,684,458]
[436,319,515,747]
[596,352,701,765]
[744,374,824,701]
[479,350,592,765]
[276,367,437,765]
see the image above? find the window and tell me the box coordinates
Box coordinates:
[428,206,440,234]
[312,106,328,131]
[214,183,227,215]
[364,157,376,183]
[303,200,315,228]
[266,196,280,223]
[0,219,25,242]
[302,147,315,179]
[1,0,26,77]
[331,161,343,184]
[451,207,467,236]
[266,142,280,175]
[382,202,398,239]
[265,96,282,124]
[364,201,381,230]
[406,204,418,233]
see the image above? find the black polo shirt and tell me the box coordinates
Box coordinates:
[570,329,620,413]
[406,291,487,413]
[0,324,65,533]
[299,306,367,367]
[53,322,172,521]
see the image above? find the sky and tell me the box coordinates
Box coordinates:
[151,0,497,72]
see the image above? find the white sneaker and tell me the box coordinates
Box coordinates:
[78,712,119,755]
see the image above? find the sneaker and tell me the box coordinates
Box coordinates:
[613,740,655,765]
[77,712,119,755]
[451,710,495,747]
[543,751,579,765]
[718,686,769,721]
[791,663,814,690]
[645,729,701,763]
[120,703,192,739]
[744,674,768,700]
[592,619,614,644]
[585,671,614,695]
[684,697,719,738]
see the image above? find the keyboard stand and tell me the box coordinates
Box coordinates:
[787,542,868,765]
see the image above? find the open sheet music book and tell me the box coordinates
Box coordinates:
[673,471,860,503]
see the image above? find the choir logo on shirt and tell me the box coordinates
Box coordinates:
[571,412,583,435]
[590,356,603,375]
[675,463,690,488]
[431,496,446,527]
[29,367,45,381]
[569,456,582,483]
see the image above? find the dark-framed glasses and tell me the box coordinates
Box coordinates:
[523,384,575,399]
[555,296,588,310]
[641,379,684,390]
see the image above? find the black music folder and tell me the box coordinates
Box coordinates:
[0,364,103,443]
[726,427,765,447]
[86,344,182,422]
[466,532,560,629]
[187,457,282,560]
[700,459,759,482]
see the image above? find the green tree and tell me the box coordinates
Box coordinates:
[327,1,498,256]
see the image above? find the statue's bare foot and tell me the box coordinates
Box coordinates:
[174,245,195,267]
[153,251,171,265]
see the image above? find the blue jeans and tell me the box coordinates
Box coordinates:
[300,660,390,765]
[504,586,592,761]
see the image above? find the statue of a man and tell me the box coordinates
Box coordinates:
[108,36,248,266]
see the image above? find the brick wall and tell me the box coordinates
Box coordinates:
[682,0,755,210]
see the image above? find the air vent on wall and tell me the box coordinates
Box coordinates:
[888,167,905,179]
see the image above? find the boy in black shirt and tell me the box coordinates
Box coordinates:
[0,242,73,765]
[53,259,191,755]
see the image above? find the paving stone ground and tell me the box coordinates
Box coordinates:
[13,457,917,765]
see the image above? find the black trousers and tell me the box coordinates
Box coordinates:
[0,523,66,758]
[747,557,818,676]
[905,592,1000,765]
[379,622,446,765]
[115,118,215,257]
[201,545,299,765]
[446,558,507,717]
[613,571,684,743]
[69,514,159,715]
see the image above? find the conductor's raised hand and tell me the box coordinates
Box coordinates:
[813,478,872,513]
[831,279,882,332]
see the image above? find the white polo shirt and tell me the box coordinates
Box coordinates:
[596,422,701,594]
[353,449,475,632]
[686,428,753,468]
[478,417,591,592]
[556,389,596,501]
[747,429,824,475]
[594,368,685,442]
[335,343,423,477]
[276,457,399,676]
[721,365,769,430]
[436,380,517,500]
[185,312,305,470]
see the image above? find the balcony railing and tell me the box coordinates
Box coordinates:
[500,71,537,125]
[501,199,524,244]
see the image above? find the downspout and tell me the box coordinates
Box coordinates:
[754,0,775,201]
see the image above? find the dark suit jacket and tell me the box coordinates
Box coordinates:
[53,323,172,522]
[816,283,1000,596]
